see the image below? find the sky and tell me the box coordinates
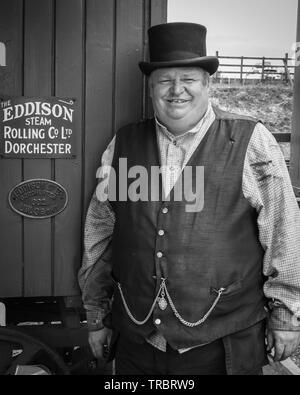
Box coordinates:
[168,0,298,59]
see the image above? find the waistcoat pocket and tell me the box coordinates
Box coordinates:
[211,279,243,299]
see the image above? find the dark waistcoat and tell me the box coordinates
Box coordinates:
[109,107,267,353]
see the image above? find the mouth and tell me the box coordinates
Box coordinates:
[167,99,191,104]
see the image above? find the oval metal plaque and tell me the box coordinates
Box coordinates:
[8,179,68,219]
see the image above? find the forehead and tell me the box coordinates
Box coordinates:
[151,67,204,79]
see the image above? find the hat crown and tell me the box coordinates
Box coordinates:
[148,22,207,63]
[139,22,219,76]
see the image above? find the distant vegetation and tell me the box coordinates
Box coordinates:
[210,83,293,134]
[210,83,293,160]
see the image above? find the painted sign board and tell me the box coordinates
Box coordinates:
[0,97,76,158]
[8,179,68,219]
[0,42,5,67]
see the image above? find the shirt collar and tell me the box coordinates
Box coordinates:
[155,101,214,140]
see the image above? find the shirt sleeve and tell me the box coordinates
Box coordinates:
[243,123,300,331]
[78,136,116,331]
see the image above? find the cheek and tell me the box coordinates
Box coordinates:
[152,92,167,109]
[153,84,169,97]
[192,91,208,106]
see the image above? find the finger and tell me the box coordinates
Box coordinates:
[107,330,112,344]
[103,344,110,359]
[282,341,298,361]
[266,330,274,352]
[89,339,104,359]
[282,347,293,361]
[93,345,104,359]
[273,340,285,362]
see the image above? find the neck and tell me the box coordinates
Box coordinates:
[165,121,199,136]
[157,106,208,136]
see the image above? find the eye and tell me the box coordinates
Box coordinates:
[159,79,172,84]
[182,78,195,83]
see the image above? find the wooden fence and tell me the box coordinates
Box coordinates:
[214,52,296,84]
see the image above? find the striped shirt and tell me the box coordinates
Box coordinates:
[79,102,300,352]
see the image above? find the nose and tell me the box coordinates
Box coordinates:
[170,79,185,96]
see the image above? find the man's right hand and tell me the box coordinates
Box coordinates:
[88,327,112,359]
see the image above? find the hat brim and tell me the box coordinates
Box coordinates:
[139,56,219,76]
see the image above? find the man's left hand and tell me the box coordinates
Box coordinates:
[267,329,300,361]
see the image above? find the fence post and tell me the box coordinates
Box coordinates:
[283,52,293,86]
[261,57,265,82]
[240,56,244,84]
[215,51,219,82]
[284,53,289,83]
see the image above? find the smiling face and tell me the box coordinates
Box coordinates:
[149,67,210,135]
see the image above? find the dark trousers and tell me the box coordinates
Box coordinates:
[115,336,227,375]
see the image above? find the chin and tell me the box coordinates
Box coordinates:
[167,111,189,120]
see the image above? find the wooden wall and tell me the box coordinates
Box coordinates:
[291,0,300,190]
[0,0,167,298]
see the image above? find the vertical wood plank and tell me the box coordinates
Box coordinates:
[0,0,23,297]
[290,0,300,190]
[115,0,144,130]
[0,0,168,300]
[54,0,84,295]
[144,0,168,118]
[150,0,168,26]
[23,0,53,296]
[142,0,151,119]
[84,0,115,215]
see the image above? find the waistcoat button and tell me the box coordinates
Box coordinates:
[162,207,168,214]
[158,230,165,236]
[157,251,163,258]
[155,318,161,325]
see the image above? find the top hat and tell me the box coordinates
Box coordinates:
[139,22,219,76]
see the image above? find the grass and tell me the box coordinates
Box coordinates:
[209,82,293,134]
[209,82,294,160]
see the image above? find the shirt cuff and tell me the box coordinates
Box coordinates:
[268,307,300,331]
[86,309,106,332]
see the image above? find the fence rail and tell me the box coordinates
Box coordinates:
[214,52,296,84]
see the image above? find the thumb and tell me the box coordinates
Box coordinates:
[266,329,274,352]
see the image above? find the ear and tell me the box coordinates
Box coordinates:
[148,77,154,98]
[207,78,211,92]
[207,75,211,89]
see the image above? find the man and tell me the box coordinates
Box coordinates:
[79,23,300,375]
